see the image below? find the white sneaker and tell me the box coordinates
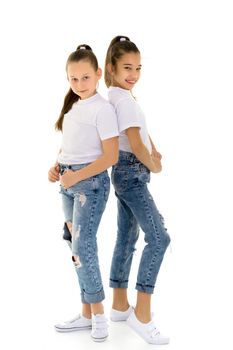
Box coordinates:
[127,310,170,345]
[91,314,108,342]
[54,314,92,332]
[110,306,134,321]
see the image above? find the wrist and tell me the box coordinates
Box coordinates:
[74,170,81,183]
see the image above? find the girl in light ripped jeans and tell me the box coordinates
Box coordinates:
[48,44,118,342]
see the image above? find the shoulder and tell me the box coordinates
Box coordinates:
[108,87,134,107]
[95,93,116,113]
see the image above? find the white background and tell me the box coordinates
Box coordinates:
[0,1,232,349]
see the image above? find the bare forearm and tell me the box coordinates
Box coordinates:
[133,143,161,173]
[73,154,117,183]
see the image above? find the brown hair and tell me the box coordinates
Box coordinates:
[104,36,140,88]
[55,44,99,131]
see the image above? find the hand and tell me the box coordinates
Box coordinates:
[151,158,162,173]
[60,169,79,189]
[151,148,162,161]
[150,151,162,173]
[48,164,60,182]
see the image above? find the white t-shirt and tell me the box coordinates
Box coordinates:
[58,93,119,165]
[108,87,152,153]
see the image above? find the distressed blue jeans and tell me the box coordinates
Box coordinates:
[110,151,170,294]
[59,163,110,304]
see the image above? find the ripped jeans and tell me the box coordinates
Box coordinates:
[110,151,170,294]
[59,163,110,304]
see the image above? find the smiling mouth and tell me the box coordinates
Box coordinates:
[125,80,136,84]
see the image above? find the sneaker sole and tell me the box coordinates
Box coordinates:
[55,325,92,333]
[91,335,108,342]
[110,317,128,322]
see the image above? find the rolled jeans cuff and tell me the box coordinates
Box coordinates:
[136,283,154,294]
[81,288,105,304]
[109,279,129,289]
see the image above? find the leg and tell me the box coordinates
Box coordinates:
[90,302,104,315]
[125,185,170,344]
[60,188,92,319]
[66,221,72,233]
[71,175,109,306]
[112,288,130,311]
[70,174,110,342]
[134,187,170,296]
[60,187,74,247]
[135,291,151,323]
[55,188,92,332]
[110,193,139,310]
[119,183,170,321]
[82,303,91,319]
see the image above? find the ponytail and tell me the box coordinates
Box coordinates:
[55,88,79,131]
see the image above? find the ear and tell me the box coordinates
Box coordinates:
[107,63,114,75]
[97,67,102,79]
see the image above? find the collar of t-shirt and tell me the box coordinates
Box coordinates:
[109,86,132,97]
[77,92,100,105]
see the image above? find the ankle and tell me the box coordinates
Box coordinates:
[134,308,151,324]
[82,303,92,319]
[82,311,91,319]
[112,302,130,312]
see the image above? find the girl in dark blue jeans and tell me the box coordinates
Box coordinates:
[105,35,171,345]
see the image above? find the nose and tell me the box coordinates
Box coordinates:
[77,80,84,88]
[131,70,140,80]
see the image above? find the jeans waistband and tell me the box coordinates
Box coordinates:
[113,151,149,173]
[117,151,142,165]
[59,163,91,175]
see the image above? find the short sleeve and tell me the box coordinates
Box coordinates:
[116,98,142,133]
[96,103,119,140]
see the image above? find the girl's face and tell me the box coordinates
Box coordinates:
[110,52,141,90]
[67,60,102,99]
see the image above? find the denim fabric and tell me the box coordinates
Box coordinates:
[59,163,110,304]
[110,151,170,294]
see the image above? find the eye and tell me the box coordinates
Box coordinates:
[71,77,78,82]
[136,67,141,71]
[124,67,131,70]
[83,76,90,81]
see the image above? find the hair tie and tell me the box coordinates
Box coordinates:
[119,37,127,42]
[79,46,86,50]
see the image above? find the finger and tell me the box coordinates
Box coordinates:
[49,170,57,177]
[49,172,59,180]
[48,176,57,182]
[51,168,60,175]
[49,171,59,180]
[49,176,58,182]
